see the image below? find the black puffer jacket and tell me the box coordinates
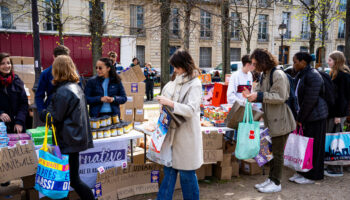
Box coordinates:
[295,66,328,123]
[329,71,350,118]
[45,82,93,154]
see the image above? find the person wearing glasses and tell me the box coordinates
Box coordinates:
[85,58,127,118]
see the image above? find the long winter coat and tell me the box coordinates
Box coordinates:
[295,66,328,123]
[329,70,350,118]
[255,68,296,137]
[46,82,93,154]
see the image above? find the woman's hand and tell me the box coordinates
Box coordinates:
[101,96,110,103]
[242,87,257,102]
[106,97,114,103]
[0,113,11,122]
[157,96,174,108]
[242,87,251,98]
[334,118,341,124]
[14,124,23,133]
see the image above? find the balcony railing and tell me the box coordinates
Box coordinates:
[130,27,146,37]
[258,33,269,42]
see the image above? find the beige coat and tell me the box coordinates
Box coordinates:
[255,69,296,137]
[168,77,203,170]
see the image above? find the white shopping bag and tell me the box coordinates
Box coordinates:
[283,128,314,172]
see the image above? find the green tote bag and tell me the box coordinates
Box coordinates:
[235,101,260,160]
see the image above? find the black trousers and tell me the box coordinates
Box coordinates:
[146,80,154,100]
[298,119,327,180]
[68,153,94,200]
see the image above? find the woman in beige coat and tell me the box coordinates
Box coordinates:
[243,49,296,193]
[156,49,202,200]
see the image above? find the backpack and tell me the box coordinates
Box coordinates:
[269,68,298,120]
[317,70,336,108]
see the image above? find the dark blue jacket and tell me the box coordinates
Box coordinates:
[85,76,127,117]
[35,66,54,112]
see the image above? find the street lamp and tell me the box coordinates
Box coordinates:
[278,23,287,66]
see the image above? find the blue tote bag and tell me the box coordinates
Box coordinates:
[34,114,70,199]
[235,101,260,160]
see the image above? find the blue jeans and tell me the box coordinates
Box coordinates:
[157,166,199,200]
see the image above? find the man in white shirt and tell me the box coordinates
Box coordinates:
[227,55,255,104]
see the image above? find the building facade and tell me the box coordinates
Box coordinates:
[0,0,346,72]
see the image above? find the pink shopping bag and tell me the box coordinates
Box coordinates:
[283,128,314,172]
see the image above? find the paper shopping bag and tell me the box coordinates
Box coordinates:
[325,130,350,165]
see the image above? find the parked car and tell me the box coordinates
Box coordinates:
[209,61,243,75]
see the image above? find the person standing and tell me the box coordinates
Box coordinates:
[290,52,328,184]
[108,51,123,74]
[243,49,296,193]
[40,55,94,200]
[35,45,70,114]
[0,53,28,134]
[85,58,127,118]
[324,51,350,177]
[144,62,156,101]
[227,55,254,104]
[156,49,202,200]
[130,57,140,67]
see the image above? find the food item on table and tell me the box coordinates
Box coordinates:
[116,124,123,136]
[92,130,97,140]
[90,118,100,129]
[112,115,120,124]
[106,116,112,126]
[103,128,111,138]
[110,125,118,137]
[100,116,107,128]
[123,122,133,134]
[144,121,157,132]
[97,129,104,139]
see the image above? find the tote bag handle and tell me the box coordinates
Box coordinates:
[242,100,253,124]
[41,113,59,152]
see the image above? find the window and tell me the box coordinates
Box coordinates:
[231,13,240,40]
[337,45,345,53]
[339,0,347,12]
[136,45,145,67]
[89,1,105,24]
[282,12,291,39]
[230,48,241,62]
[259,0,271,7]
[199,47,212,68]
[318,23,328,40]
[0,5,13,29]
[258,15,268,41]
[338,19,345,39]
[301,15,309,39]
[130,5,144,36]
[300,46,308,52]
[200,10,212,39]
[44,0,60,31]
[170,8,180,37]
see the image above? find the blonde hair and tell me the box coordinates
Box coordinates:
[329,51,350,80]
[52,55,80,85]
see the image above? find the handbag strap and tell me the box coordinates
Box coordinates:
[243,100,249,123]
[41,113,58,152]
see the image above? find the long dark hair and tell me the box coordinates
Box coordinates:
[169,49,201,77]
[99,57,121,83]
[0,52,14,74]
[250,48,278,73]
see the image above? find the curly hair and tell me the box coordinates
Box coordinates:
[250,48,278,72]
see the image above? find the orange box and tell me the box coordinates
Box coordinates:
[200,74,212,84]
[211,83,228,107]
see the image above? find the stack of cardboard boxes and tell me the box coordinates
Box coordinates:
[119,66,146,122]
[10,56,35,105]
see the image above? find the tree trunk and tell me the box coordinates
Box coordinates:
[160,0,171,89]
[345,0,350,65]
[55,0,64,45]
[309,0,316,55]
[184,1,191,51]
[221,0,230,78]
[90,0,104,75]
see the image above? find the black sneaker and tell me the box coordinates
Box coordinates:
[324,169,344,177]
[1,181,10,187]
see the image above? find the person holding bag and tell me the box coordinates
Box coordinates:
[243,48,296,193]
[324,51,350,177]
[40,55,94,200]
[156,49,202,200]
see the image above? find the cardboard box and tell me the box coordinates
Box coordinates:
[22,57,34,65]
[203,149,223,164]
[224,141,236,153]
[241,159,262,175]
[205,164,212,177]
[196,165,206,180]
[125,96,134,108]
[133,95,144,109]
[120,105,134,122]
[132,65,146,82]
[10,57,22,65]
[21,174,36,189]
[127,147,145,165]
[123,82,146,96]
[218,153,232,167]
[0,141,38,183]
[120,65,146,83]
[202,131,223,150]
[232,160,240,177]
[134,109,144,122]
[214,165,232,180]
[96,163,161,199]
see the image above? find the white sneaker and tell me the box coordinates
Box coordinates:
[289,173,303,182]
[294,177,315,184]
[254,179,271,189]
[258,182,282,193]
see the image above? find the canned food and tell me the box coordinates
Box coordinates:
[97,129,104,139]
[116,124,124,136]
[106,116,112,126]
[100,116,107,127]
[103,128,111,138]
[112,115,120,124]
[110,125,118,137]
[90,118,100,129]
[122,122,133,133]
[92,130,97,140]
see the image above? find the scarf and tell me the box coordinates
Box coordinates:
[0,72,14,87]
[165,70,200,102]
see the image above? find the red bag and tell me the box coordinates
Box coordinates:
[212,83,228,107]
